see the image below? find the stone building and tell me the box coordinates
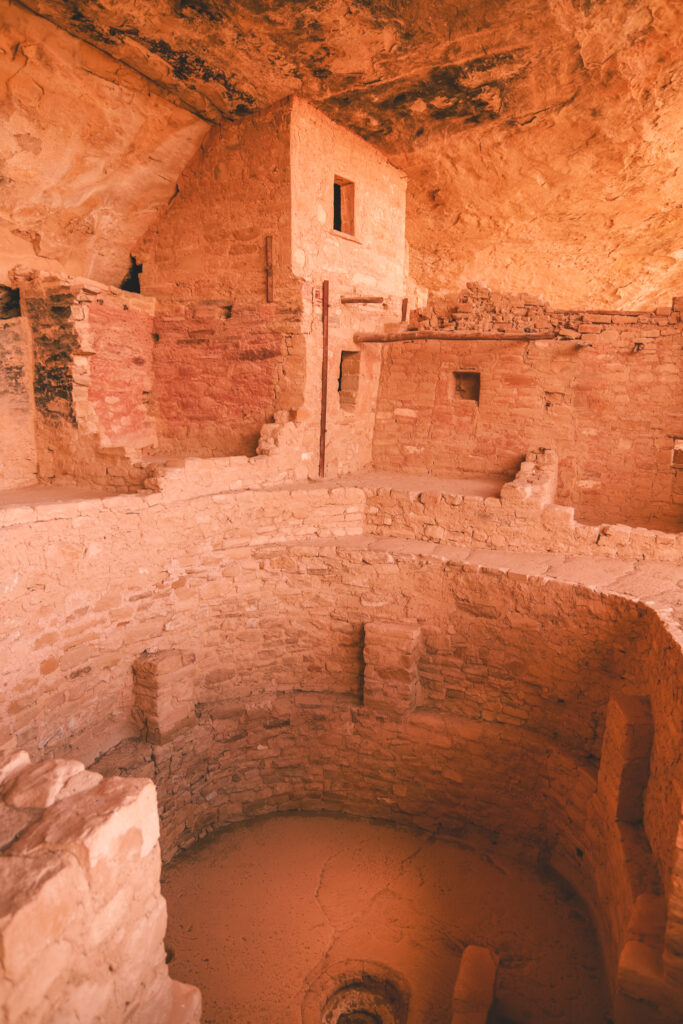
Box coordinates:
[0,1,682,1022]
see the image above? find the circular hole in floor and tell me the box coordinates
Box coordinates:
[321,977,406,1024]
[337,1014,381,1024]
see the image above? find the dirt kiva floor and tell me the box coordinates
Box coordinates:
[162,814,609,1024]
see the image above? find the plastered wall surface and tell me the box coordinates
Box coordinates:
[372,287,683,531]
[289,98,407,297]
[289,99,408,478]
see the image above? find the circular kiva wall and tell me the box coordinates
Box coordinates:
[78,544,682,1008]
[2,496,682,1011]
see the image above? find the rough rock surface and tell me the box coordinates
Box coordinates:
[0,1,206,286]
[14,0,683,307]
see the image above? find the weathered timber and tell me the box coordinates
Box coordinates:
[319,280,329,478]
[265,235,274,303]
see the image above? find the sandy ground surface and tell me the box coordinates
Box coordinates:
[162,814,609,1024]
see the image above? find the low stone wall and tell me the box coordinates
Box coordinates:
[365,450,683,562]
[0,745,200,1024]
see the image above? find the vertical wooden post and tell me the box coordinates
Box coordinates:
[265,235,274,302]
[319,280,329,478]
[401,297,408,321]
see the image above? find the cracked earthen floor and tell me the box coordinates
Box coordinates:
[162,814,609,1024]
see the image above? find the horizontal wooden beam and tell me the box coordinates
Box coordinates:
[341,296,384,304]
[354,330,558,343]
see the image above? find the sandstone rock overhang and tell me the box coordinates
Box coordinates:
[4,0,682,307]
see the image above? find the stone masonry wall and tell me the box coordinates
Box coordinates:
[88,545,681,1013]
[0,477,680,879]
[137,97,409,472]
[148,298,303,459]
[372,286,683,531]
[137,100,305,458]
[364,468,683,561]
[0,315,36,489]
[17,272,155,490]
[81,301,156,453]
[0,472,681,1017]
[0,485,366,764]
[90,534,681,1017]
[97,686,672,1011]
[0,745,200,1024]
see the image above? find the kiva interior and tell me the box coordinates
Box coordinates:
[0,2,682,1022]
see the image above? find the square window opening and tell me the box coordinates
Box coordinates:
[338,350,361,410]
[333,177,355,235]
[672,438,683,469]
[454,371,480,404]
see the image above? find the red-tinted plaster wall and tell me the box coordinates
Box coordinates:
[83,301,155,452]
[17,273,155,488]
[0,315,36,487]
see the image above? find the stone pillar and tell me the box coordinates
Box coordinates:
[362,621,422,715]
[451,945,498,1024]
[597,695,653,822]
[133,649,197,745]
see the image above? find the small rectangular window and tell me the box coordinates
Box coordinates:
[672,438,683,468]
[333,177,355,235]
[338,350,361,410]
[454,371,480,404]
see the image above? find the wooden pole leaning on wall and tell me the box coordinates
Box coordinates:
[319,279,330,478]
[354,330,557,343]
[265,235,274,303]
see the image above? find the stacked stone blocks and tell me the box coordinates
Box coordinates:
[0,746,200,1024]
